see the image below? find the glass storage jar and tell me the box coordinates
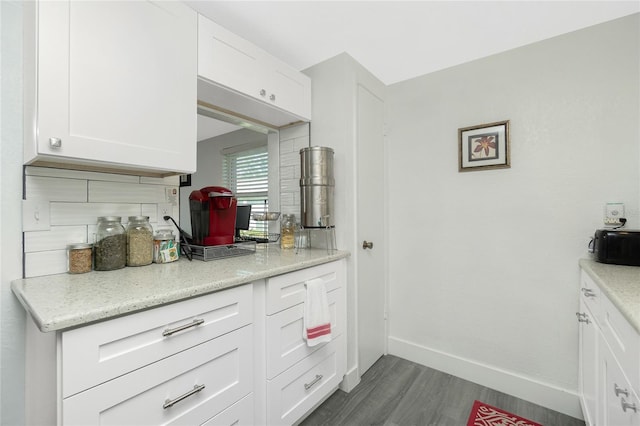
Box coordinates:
[67,243,93,274]
[280,214,296,249]
[94,216,126,271]
[153,229,179,263]
[126,216,153,266]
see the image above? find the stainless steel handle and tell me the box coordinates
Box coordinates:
[269,93,276,101]
[614,383,629,397]
[581,288,596,298]
[304,374,323,390]
[259,89,266,97]
[163,384,205,409]
[363,240,373,250]
[575,312,591,324]
[49,137,62,148]
[621,397,637,413]
[162,318,204,337]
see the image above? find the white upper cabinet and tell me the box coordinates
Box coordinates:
[197,14,311,128]
[24,1,197,176]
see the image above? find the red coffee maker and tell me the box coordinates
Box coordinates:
[189,186,237,246]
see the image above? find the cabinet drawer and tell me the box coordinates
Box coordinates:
[266,287,344,379]
[267,335,346,426]
[601,337,640,426]
[266,261,343,315]
[202,393,254,426]
[63,325,253,425]
[580,271,601,323]
[62,284,253,397]
[600,291,640,393]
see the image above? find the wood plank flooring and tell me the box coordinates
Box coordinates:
[300,355,585,426]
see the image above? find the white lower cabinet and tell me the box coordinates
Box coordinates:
[578,269,640,426]
[26,261,348,425]
[265,260,347,425]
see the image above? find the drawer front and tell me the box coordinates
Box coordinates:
[202,393,254,426]
[266,288,344,379]
[266,260,344,315]
[62,284,253,397]
[63,325,253,426]
[580,271,601,323]
[601,338,640,426]
[600,291,640,393]
[266,335,346,426]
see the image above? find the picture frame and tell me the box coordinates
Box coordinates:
[179,174,192,187]
[458,120,510,172]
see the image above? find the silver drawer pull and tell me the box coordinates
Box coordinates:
[163,384,205,409]
[162,318,204,337]
[621,397,637,413]
[49,137,62,148]
[575,312,591,324]
[304,374,323,390]
[581,288,596,298]
[615,383,629,397]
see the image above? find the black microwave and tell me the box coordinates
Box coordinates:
[590,229,640,266]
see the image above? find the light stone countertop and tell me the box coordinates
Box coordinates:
[12,246,349,333]
[579,258,640,333]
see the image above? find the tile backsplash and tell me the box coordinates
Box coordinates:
[279,123,309,218]
[23,166,180,278]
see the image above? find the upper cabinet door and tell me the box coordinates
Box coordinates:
[197,14,311,127]
[27,1,197,176]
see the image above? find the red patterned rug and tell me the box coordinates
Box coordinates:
[467,400,542,426]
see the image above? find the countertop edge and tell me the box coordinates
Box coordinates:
[13,250,350,333]
[579,258,640,334]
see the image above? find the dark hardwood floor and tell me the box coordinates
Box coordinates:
[300,355,585,426]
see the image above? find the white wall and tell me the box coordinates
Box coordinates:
[1,1,26,423]
[385,14,639,418]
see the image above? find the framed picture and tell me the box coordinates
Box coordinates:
[179,174,192,187]
[458,120,510,172]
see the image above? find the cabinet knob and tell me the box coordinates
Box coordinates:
[269,93,276,101]
[621,397,637,413]
[49,137,62,148]
[260,89,267,97]
[363,240,374,250]
[614,383,629,397]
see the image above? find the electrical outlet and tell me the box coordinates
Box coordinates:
[22,200,51,231]
[157,203,172,222]
[604,203,624,226]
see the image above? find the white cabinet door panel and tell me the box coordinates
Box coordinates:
[266,288,343,379]
[63,325,253,425]
[601,338,640,426]
[34,1,197,174]
[266,261,342,315]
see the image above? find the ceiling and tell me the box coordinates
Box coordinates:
[191,1,639,140]
[187,1,639,85]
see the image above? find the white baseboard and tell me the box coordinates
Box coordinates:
[388,336,584,420]
[339,365,361,393]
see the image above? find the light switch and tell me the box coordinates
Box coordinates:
[23,200,51,231]
[604,203,624,226]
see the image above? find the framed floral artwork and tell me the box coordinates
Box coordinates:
[458,120,510,172]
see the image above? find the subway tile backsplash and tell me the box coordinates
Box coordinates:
[23,166,180,278]
[279,124,309,218]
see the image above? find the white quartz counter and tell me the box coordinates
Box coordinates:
[12,246,349,333]
[579,258,640,333]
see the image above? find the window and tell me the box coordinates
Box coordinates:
[223,145,268,235]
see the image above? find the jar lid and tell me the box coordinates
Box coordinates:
[97,216,121,222]
[154,229,175,240]
[128,216,150,221]
[67,243,93,250]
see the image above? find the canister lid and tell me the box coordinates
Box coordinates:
[67,243,93,250]
[97,216,121,222]
[154,229,175,240]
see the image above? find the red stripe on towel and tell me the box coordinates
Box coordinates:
[307,323,331,339]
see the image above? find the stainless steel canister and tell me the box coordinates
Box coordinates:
[300,146,335,228]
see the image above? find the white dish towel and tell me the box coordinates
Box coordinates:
[304,278,332,347]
